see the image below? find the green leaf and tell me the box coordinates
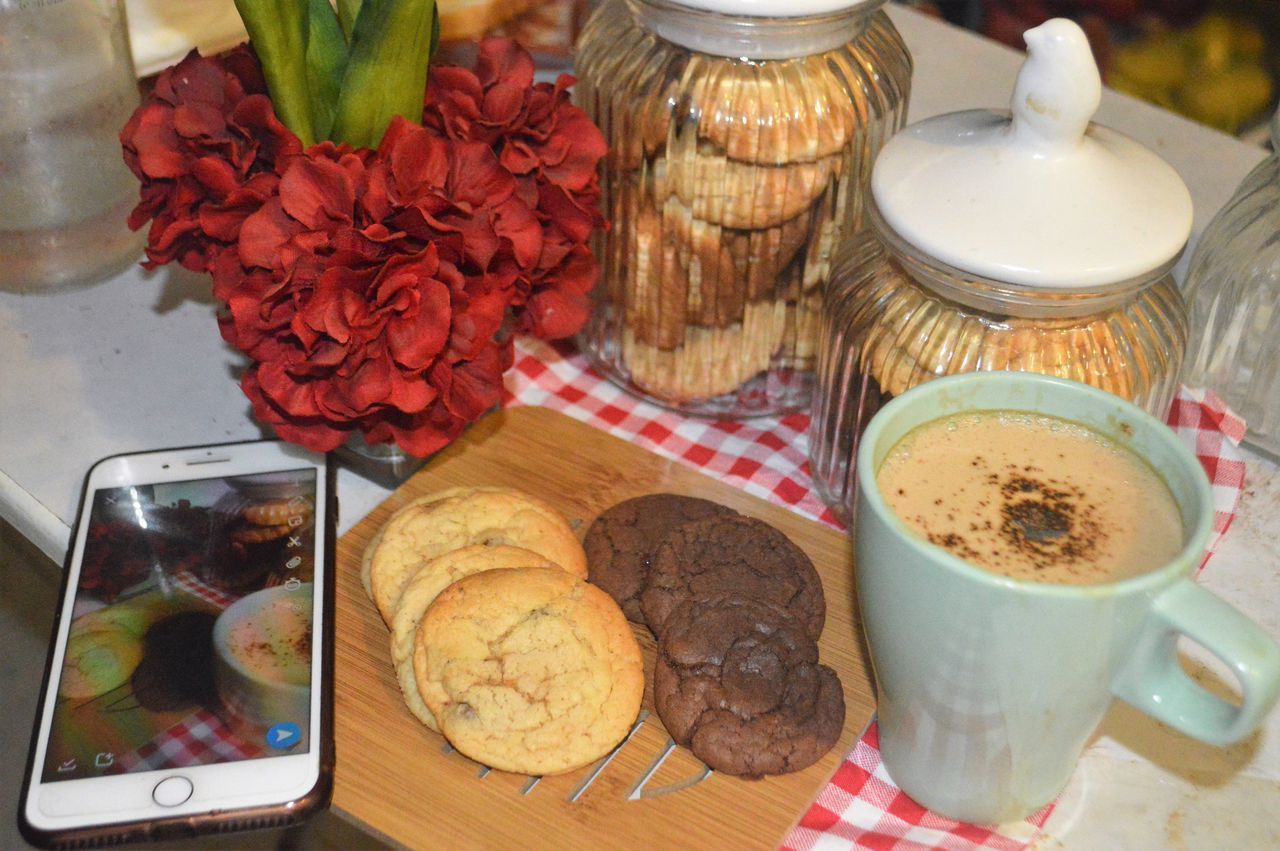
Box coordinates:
[233,0,316,146]
[336,0,361,43]
[330,0,437,149]
[304,0,348,141]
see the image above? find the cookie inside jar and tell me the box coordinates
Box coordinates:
[203,484,316,593]
[574,0,911,417]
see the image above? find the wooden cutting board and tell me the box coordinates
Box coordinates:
[331,406,875,849]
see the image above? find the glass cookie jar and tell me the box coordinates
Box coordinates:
[573,0,912,416]
[1181,107,1280,460]
[810,19,1191,524]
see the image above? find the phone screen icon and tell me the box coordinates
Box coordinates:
[266,722,301,750]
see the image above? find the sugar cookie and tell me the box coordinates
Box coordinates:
[414,567,643,775]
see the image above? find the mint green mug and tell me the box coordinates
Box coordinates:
[855,371,1280,824]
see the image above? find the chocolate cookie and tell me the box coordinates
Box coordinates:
[653,597,844,778]
[640,515,824,639]
[584,494,737,624]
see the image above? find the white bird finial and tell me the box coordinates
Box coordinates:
[1009,18,1101,152]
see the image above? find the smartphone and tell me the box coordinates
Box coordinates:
[19,441,336,848]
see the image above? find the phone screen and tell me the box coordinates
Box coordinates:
[41,468,319,783]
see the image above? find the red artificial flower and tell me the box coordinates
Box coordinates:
[120,41,607,456]
[120,47,302,272]
[217,126,527,452]
[424,38,608,340]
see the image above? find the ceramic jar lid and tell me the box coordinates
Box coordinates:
[871,18,1193,289]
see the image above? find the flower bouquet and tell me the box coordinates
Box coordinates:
[120,0,606,458]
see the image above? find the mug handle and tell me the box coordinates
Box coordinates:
[1111,580,1280,745]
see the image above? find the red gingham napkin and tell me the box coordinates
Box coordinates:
[1166,386,1248,568]
[169,566,240,609]
[504,340,1250,851]
[119,709,261,772]
[504,339,840,526]
[785,722,1053,851]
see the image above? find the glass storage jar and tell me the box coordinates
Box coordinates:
[810,19,1192,524]
[573,0,912,416]
[1181,108,1280,460]
[0,0,144,292]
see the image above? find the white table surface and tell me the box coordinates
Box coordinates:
[2,5,1275,848]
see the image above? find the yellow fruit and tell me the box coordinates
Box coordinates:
[1106,70,1178,111]
[1109,37,1188,93]
[1186,14,1237,74]
[1175,65,1275,134]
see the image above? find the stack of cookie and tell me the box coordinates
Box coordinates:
[585,494,845,778]
[573,0,917,413]
[605,55,867,406]
[363,487,644,776]
[209,493,314,592]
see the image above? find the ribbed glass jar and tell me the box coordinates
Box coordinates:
[811,204,1188,525]
[1181,111,1280,459]
[574,0,911,416]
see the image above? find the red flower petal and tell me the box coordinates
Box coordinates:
[238,199,298,268]
[173,101,228,140]
[378,251,453,370]
[230,95,303,168]
[450,140,514,208]
[166,51,234,108]
[520,289,592,340]
[382,118,450,199]
[492,195,542,270]
[476,39,535,91]
[279,155,355,229]
[128,104,186,178]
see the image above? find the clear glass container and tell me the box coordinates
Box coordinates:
[1181,110,1280,460]
[0,0,144,293]
[810,203,1188,525]
[573,0,911,416]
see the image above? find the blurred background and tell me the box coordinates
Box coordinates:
[423,0,1280,143]
[124,0,1278,143]
[899,0,1279,143]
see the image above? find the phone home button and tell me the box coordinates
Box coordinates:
[152,776,193,807]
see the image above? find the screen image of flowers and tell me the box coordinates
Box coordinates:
[120,0,606,456]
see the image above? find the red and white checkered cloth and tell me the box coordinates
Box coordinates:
[119,709,261,772]
[504,339,840,526]
[504,339,1251,851]
[786,722,1053,851]
[170,566,241,609]
[1167,386,1248,569]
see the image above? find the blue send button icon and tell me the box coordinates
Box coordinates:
[266,722,302,750]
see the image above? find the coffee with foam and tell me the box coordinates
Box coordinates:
[875,411,1183,585]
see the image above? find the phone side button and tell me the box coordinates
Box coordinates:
[152,776,194,808]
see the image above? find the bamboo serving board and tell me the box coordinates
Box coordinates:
[331,406,875,850]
